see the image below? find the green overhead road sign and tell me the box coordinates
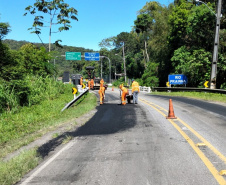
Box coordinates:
[65,52,81,60]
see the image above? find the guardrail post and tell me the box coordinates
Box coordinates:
[148,87,151,93]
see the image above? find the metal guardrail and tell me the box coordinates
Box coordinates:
[140,86,151,93]
[152,87,226,94]
[61,88,89,112]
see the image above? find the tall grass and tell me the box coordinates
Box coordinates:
[0,80,19,113]
[0,80,97,185]
[25,75,67,106]
[0,75,68,114]
[0,86,97,158]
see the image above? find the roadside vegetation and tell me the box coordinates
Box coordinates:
[0,18,98,185]
[0,83,97,185]
[151,91,226,103]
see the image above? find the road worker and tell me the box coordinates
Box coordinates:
[132,79,140,104]
[88,80,91,90]
[119,84,129,105]
[80,76,83,86]
[100,78,104,87]
[98,83,105,105]
[90,79,94,89]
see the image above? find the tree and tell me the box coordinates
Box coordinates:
[24,0,78,52]
[19,43,53,76]
[0,42,25,81]
[98,37,116,50]
[0,22,11,40]
[171,46,212,87]
[134,14,153,68]
[136,1,172,86]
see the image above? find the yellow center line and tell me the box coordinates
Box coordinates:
[139,98,226,185]
[178,118,226,164]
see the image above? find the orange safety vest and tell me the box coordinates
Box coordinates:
[99,86,105,104]
[121,86,128,105]
[90,79,94,87]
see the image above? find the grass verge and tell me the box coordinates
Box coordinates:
[0,92,97,158]
[0,149,39,185]
[151,91,226,103]
[0,91,97,185]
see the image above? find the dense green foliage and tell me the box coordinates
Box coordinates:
[0,22,11,40]
[99,0,226,89]
[0,75,68,113]
[0,39,58,113]
[2,39,96,77]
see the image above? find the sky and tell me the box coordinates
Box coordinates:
[0,0,173,51]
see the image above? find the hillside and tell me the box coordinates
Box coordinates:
[2,39,99,76]
[2,39,96,53]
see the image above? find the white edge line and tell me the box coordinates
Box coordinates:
[21,140,76,185]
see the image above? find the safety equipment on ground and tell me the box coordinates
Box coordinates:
[72,87,77,94]
[166,99,177,119]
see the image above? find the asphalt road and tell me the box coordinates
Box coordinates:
[18,89,226,185]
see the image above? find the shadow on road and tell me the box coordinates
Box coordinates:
[37,96,145,159]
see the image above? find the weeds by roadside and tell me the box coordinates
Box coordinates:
[0,85,97,185]
[0,91,97,159]
[151,91,226,103]
[0,149,39,185]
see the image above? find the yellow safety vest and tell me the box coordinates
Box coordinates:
[132,81,140,93]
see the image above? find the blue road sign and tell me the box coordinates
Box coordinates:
[169,74,188,85]
[84,52,100,61]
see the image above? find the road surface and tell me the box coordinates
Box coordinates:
[18,88,226,185]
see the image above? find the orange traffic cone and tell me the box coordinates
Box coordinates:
[112,86,114,91]
[166,99,177,119]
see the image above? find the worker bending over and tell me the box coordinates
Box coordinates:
[132,79,140,104]
[98,83,105,105]
[119,84,129,105]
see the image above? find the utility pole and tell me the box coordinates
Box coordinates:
[210,0,222,89]
[101,57,103,79]
[100,56,111,83]
[122,41,126,83]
